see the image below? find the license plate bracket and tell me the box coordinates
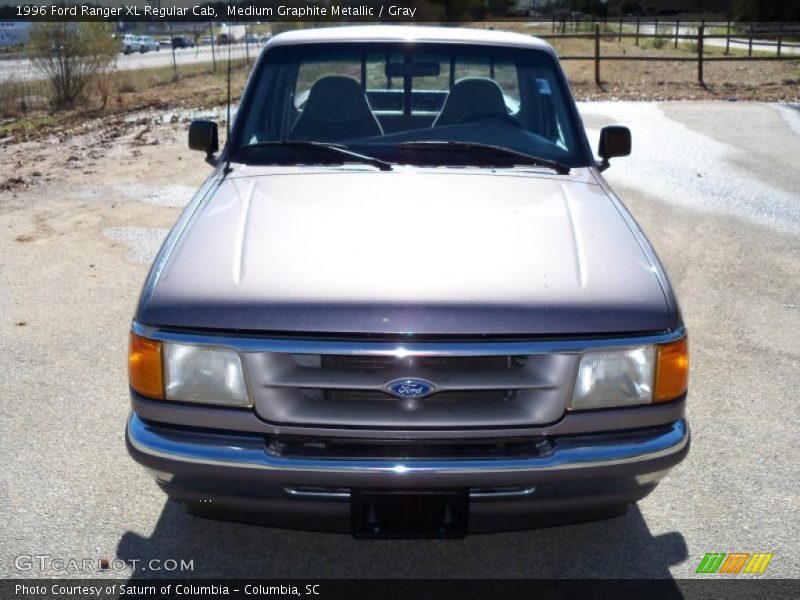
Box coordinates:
[351,489,469,538]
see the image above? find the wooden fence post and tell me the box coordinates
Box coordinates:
[698,24,704,85]
[169,22,177,81]
[675,19,680,49]
[244,22,250,65]
[777,23,782,57]
[725,20,731,55]
[635,18,640,46]
[595,25,601,86]
[748,23,753,57]
[618,18,623,43]
[209,22,217,73]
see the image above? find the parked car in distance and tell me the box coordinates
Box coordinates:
[172,35,196,49]
[158,38,171,48]
[244,33,261,44]
[119,34,141,55]
[127,26,690,538]
[137,36,160,53]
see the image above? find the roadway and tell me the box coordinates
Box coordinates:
[0,42,258,83]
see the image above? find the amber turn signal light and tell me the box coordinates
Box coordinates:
[129,333,164,399]
[654,337,689,402]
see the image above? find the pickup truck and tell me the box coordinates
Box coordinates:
[126,26,689,537]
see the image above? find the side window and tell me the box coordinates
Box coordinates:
[520,69,569,149]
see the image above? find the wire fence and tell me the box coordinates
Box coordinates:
[1,20,798,116]
[538,19,800,85]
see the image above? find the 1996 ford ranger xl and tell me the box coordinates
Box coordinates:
[126,26,689,537]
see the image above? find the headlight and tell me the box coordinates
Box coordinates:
[569,337,688,410]
[163,342,250,406]
[129,334,251,406]
[570,346,655,410]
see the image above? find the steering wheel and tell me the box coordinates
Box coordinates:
[456,112,523,128]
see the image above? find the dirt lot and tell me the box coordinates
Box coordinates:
[0,101,798,578]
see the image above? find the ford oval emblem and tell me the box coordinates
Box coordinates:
[387,379,435,399]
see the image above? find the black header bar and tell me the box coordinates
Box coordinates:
[1,0,800,23]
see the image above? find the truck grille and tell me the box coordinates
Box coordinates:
[242,348,577,430]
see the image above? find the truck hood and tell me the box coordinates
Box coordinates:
[138,167,670,336]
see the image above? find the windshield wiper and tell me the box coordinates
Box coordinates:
[238,141,392,171]
[398,141,570,175]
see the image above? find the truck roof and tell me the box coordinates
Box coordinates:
[267,25,553,52]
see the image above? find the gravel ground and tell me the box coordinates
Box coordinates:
[0,101,797,579]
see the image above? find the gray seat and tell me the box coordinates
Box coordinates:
[290,75,383,142]
[433,77,509,127]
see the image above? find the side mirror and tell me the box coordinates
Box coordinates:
[598,125,631,171]
[188,119,219,159]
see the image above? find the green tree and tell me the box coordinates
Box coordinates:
[29,22,117,108]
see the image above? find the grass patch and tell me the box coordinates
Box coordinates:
[0,113,57,135]
[115,57,250,94]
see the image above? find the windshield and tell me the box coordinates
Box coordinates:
[231,42,590,168]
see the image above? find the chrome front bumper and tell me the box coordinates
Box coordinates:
[126,413,689,531]
[127,413,688,484]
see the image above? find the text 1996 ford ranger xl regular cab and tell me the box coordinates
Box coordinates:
[126,26,689,537]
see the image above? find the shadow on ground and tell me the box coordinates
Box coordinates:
[118,500,686,578]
